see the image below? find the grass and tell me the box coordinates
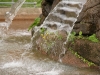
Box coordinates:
[0,0,40,2]
[0,0,42,7]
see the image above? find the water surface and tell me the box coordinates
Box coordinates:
[0,25,99,75]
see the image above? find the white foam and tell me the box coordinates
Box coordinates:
[36,70,61,75]
[0,22,8,27]
[58,7,79,13]
[2,61,24,68]
[9,30,31,36]
[62,0,87,4]
[53,13,76,21]
[25,59,64,75]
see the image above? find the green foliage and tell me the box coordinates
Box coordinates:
[0,0,16,2]
[87,34,99,43]
[0,0,41,2]
[69,31,99,43]
[69,48,95,67]
[0,0,42,7]
[28,17,40,31]
[68,32,76,41]
[78,31,83,39]
[40,28,46,34]
[79,31,82,36]
[36,0,42,7]
[69,31,83,41]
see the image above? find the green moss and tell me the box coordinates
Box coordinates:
[40,28,46,34]
[68,31,99,66]
[69,48,96,67]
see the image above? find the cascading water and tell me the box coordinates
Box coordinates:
[32,0,87,60]
[0,0,100,75]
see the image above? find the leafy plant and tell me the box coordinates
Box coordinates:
[0,0,42,7]
[40,28,46,34]
[68,32,76,41]
[28,17,40,31]
[87,34,99,43]
[78,31,83,39]
[36,0,42,7]
[69,31,99,43]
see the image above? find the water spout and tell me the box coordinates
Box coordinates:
[0,0,26,30]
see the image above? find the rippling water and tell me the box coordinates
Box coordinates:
[0,26,99,75]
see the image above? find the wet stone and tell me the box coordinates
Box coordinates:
[64,20,74,26]
[65,11,77,18]
[67,3,82,9]
[47,24,57,30]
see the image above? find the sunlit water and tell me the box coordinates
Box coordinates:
[0,28,99,75]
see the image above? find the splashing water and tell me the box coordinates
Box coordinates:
[0,0,25,39]
[2,61,24,68]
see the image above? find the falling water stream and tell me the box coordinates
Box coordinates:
[0,0,100,75]
[32,0,87,61]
